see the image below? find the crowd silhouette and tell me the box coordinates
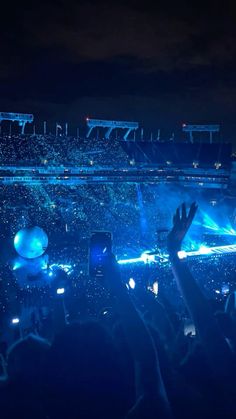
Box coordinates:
[0,203,236,418]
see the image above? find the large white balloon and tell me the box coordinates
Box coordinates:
[14,226,48,259]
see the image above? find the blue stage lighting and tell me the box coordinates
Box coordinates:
[118,251,156,265]
[140,252,155,263]
[14,227,48,259]
[118,242,236,265]
[118,256,143,265]
[12,261,22,271]
[178,244,236,259]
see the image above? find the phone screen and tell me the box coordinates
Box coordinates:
[89,231,112,278]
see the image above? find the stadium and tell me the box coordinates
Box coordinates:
[0,112,235,329]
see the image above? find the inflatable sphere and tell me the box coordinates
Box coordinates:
[14,227,48,259]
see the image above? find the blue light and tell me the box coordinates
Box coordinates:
[12,261,22,271]
[118,256,143,265]
[178,244,236,259]
[14,226,48,259]
[119,242,236,265]
[196,211,236,237]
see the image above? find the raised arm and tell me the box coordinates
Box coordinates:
[104,254,171,418]
[167,203,234,377]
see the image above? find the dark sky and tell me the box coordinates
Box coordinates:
[1,0,236,137]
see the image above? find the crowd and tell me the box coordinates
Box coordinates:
[0,203,236,418]
[0,134,130,166]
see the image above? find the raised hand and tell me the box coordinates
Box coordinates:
[167,202,198,253]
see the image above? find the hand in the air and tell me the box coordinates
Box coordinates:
[167,202,198,253]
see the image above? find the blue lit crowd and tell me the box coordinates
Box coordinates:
[0,133,236,418]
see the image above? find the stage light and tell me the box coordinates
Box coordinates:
[128,278,135,289]
[198,245,210,255]
[11,317,20,325]
[12,261,22,271]
[178,244,236,259]
[141,252,155,263]
[177,250,187,259]
[118,257,143,265]
[14,227,48,259]
[56,288,65,295]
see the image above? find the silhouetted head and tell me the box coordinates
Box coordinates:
[7,334,50,386]
[45,321,126,419]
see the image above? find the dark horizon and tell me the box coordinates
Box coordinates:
[1,0,236,143]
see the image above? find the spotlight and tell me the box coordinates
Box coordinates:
[11,317,20,325]
[192,161,199,168]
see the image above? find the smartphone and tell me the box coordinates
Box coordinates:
[89,231,112,278]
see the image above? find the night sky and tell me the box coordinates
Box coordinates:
[1,0,236,138]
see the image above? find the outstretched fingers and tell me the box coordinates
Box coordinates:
[188,202,198,223]
[172,202,198,228]
[181,203,187,221]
